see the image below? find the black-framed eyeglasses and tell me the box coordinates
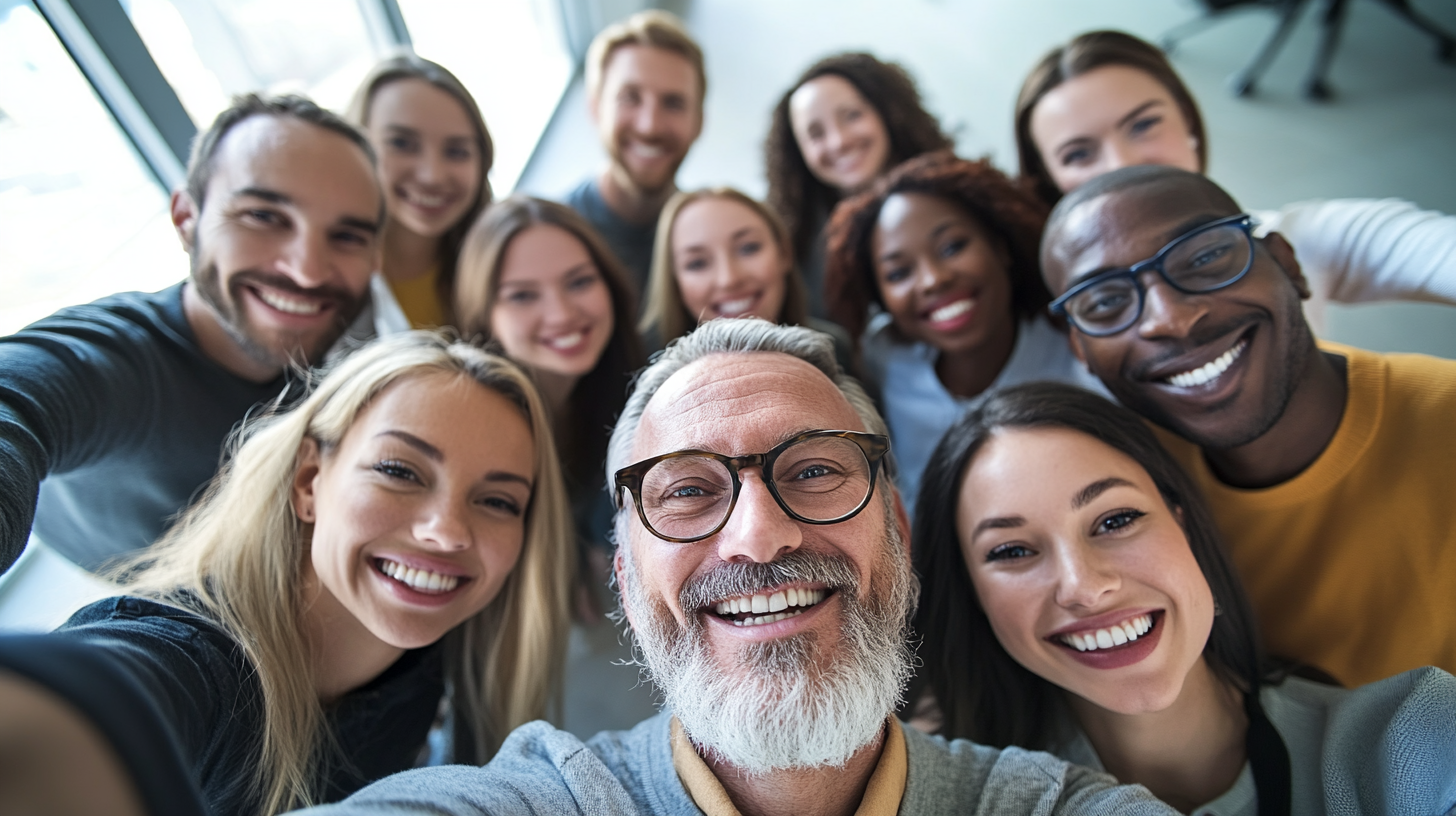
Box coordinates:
[1049,214,1256,337]
[614,430,891,543]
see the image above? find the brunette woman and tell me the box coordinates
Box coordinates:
[907,381,1456,815]
[349,56,494,329]
[824,152,1105,515]
[640,187,853,370]
[766,52,954,318]
[0,332,573,815]
[1014,30,1456,328]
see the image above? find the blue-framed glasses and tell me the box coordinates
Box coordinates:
[1049,214,1256,337]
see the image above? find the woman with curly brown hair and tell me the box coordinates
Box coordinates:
[824,152,1106,516]
[765,53,954,319]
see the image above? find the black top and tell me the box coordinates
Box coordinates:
[0,284,292,571]
[0,596,444,816]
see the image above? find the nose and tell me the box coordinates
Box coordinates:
[541,285,580,326]
[716,252,743,290]
[416,148,445,184]
[913,255,951,294]
[414,498,472,552]
[634,98,665,136]
[279,227,332,289]
[1052,540,1119,610]
[1136,275,1208,339]
[1105,138,1137,173]
[713,469,802,564]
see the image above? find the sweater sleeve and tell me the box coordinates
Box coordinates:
[0,302,167,572]
[1259,198,1456,306]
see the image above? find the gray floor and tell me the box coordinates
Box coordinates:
[538,0,1456,737]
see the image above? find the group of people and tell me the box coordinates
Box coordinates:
[0,9,1454,816]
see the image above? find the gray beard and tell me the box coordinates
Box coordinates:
[619,515,917,775]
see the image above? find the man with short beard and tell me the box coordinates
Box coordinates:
[298,319,1177,816]
[1039,165,1456,688]
[564,10,704,296]
[0,93,381,573]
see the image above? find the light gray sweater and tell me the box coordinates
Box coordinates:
[294,712,1179,815]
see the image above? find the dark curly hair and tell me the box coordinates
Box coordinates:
[1015,30,1207,208]
[765,53,954,269]
[823,152,1051,342]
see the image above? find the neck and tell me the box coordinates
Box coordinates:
[181,281,281,383]
[704,723,886,816]
[1204,347,1348,489]
[299,557,404,704]
[381,220,441,284]
[598,167,675,225]
[533,368,579,423]
[933,319,1018,399]
[1068,660,1247,813]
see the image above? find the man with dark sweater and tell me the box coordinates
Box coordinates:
[565,10,705,297]
[0,93,382,573]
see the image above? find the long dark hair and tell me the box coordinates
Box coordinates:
[823,152,1050,342]
[1014,30,1207,209]
[906,382,1262,749]
[349,55,496,326]
[765,52,954,269]
[454,196,644,492]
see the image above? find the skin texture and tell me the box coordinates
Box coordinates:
[671,196,790,323]
[293,372,534,701]
[1030,65,1201,194]
[590,44,704,222]
[871,192,1016,398]
[1042,179,1346,488]
[788,75,892,194]
[174,115,381,383]
[489,224,615,409]
[956,427,1244,811]
[616,352,911,816]
[367,79,482,283]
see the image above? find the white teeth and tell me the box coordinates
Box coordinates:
[1167,339,1247,388]
[545,332,583,350]
[928,299,972,323]
[378,559,460,594]
[711,587,827,619]
[630,143,667,158]
[256,289,323,315]
[1059,614,1153,652]
[408,192,446,207]
[716,297,756,316]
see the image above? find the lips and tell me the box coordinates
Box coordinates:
[541,328,590,354]
[713,293,761,319]
[1164,338,1248,388]
[254,286,326,316]
[922,295,977,333]
[1049,610,1165,670]
[708,585,831,628]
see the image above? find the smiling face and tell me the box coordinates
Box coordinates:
[1031,65,1201,195]
[180,115,380,376]
[871,192,1016,357]
[957,426,1214,713]
[789,74,892,194]
[367,78,483,240]
[671,196,791,323]
[294,371,534,653]
[489,224,615,384]
[591,44,703,196]
[1043,182,1314,449]
[617,351,914,771]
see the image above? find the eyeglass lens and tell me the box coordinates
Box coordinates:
[637,435,874,540]
[1067,222,1252,333]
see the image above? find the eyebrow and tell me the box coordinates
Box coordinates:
[971,515,1027,540]
[1071,477,1136,509]
[234,186,380,235]
[378,430,534,488]
[1063,211,1232,289]
[1116,99,1165,130]
[876,219,958,264]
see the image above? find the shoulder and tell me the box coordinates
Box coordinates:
[564,179,603,213]
[900,725,1176,815]
[1323,341,1456,413]
[2,285,191,353]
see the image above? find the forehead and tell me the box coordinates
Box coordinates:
[675,197,765,241]
[635,352,862,458]
[601,44,700,96]
[1034,64,1176,126]
[1045,183,1233,291]
[209,115,379,211]
[961,427,1154,515]
[367,78,473,134]
[499,224,592,283]
[790,74,870,121]
[875,192,979,243]
[346,372,534,465]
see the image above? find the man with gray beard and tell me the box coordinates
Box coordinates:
[295,319,1179,816]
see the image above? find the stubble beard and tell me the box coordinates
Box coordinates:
[619,511,918,775]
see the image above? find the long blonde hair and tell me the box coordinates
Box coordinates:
[118,331,572,815]
[641,187,809,344]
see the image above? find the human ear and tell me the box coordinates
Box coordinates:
[170,190,198,253]
[1262,231,1311,300]
[291,438,322,524]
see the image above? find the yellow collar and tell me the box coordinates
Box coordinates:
[670,715,908,816]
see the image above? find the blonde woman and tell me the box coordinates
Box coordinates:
[640,187,853,371]
[0,332,572,816]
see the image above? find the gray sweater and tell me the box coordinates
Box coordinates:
[294,712,1179,815]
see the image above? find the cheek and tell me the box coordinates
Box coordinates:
[488,308,534,357]
[970,573,1043,659]
[676,271,711,312]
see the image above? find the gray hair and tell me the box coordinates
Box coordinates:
[605,318,889,488]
